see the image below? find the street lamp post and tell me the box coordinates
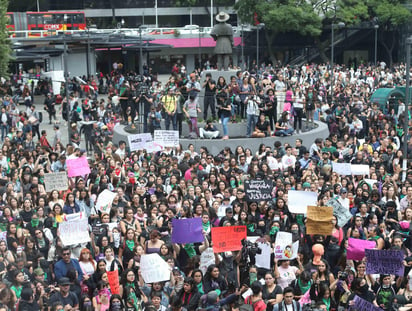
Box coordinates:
[63,35,70,142]
[374,24,379,65]
[402,36,412,181]
[330,22,345,103]
[198,27,202,69]
[241,24,244,70]
[256,23,265,73]
[139,26,143,75]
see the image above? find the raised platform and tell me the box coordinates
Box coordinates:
[113,120,329,154]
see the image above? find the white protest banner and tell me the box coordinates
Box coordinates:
[327,198,352,227]
[96,190,117,213]
[140,254,171,283]
[44,172,68,192]
[351,164,370,176]
[128,133,153,152]
[363,178,378,188]
[217,204,230,217]
[0,232,6,246]
[59,218,90,246]
[288,190,317,214]
[63,212,83,222]
[154,130,179,147]
[274,232,299,260]
[332,162,352,176]
[255,242,272,270]
[200,247,215,274]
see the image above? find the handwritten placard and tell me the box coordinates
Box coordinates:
[66,157,91,177]
[172,218,204,244]
[350,164,370,176]
[128,133,153,152]
[244,179,273,201]
[95,190,117,213]
[352,295,383,311]
[44,172,68,192]
[365,249,404,276]
[327,198,352,227]
[255,242,272,270]
[274,232,299,260]
[107,270,120,294]
[306,206,333,235]
[200,247,215,274]
[211,226,247,253]
[140,254,171,283]
[332,162,352,176]
[288,190,318,214]
[154,130,179,147]
[347,238,376,261]
[59,218,90,246]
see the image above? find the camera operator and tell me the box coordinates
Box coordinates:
[119,80,131,122]
[134,82,153,133]
[202,72,216,121]
[186,73,201,99]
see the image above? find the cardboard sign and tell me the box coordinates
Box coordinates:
[95,190,117,213]
[255,242,272,270]
[66,157,91,177]
[200,247,215,274]
[352,295,383,311]
[128,133,153,152]
[244,179,273,201]
[107,270,120,294]
[154,130,179,147]
[140,254,171,283]
[332,162,352,176]
[59,217,90,246]
[306,206,333,235]
[44,172,68,192]
[211,226,247,253]
[326,198,352,227]
[365,249,405,276]
[274,232,299,260]
[288,190,318,214]
[171,218,204,244]
[347,238,376,261]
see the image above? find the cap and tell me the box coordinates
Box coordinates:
[340,187,348,194]
[58,277,71,286]
[207,291,218,304]
[302,182,311,189]
[33,268,44,276]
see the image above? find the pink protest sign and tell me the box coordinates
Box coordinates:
[347,238,376,261]
[67,157,91,177]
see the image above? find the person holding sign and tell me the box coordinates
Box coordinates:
[119,269,148,310]
[274,259,302,290]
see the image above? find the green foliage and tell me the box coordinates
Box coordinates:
[174,0,197,6]
[0,0,11,78]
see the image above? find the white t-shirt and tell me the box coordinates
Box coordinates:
[277,265,299,289]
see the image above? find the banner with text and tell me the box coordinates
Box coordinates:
[365,249,404,276]
[96,190,117,213]
[211,226,247,253]
[274,231,299,260]
[44,172,68,192]
[200,247,215,274]
[288,190,318,214]
[59,217,90,246]
[351,295,383,311]
[244,179,273,201]
[140,254,171,283]
[327,198,352,227]
[154,130,179,147]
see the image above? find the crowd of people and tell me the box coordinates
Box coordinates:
[0,59,408,311]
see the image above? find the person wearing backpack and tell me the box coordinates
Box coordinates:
[242,281,267,311]
[273,287,301,311]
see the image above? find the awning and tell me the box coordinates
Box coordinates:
[150,37,242,48]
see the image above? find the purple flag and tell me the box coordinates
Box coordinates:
[172,218,204,244]
[365,249,405,276]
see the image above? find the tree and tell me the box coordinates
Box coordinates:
[0,0,11,78]
[235,0,322,64]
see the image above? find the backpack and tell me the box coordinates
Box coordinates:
[239,297,262,311]
[38,111,43,123]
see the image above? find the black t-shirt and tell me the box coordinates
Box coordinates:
[256,120,269,132]
[49,291,79,307]
[262,285,283,311]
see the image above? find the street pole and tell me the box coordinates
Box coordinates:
[86,30,90,78]
[198,28,202,70]
[63,35,70,142]
[402,36,412,181]
[374,25,379,65]
[241,24,244,70]
[210,0,213,28]
[155,0,158,28]
[139,26,143,75]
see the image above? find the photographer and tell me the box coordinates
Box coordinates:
[134,81,153,132]
[186,73,201,100]
[202,73,216,121]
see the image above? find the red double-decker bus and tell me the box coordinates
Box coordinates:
[7,11,86,36]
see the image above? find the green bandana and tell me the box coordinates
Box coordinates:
[298,278,312,294]
[270,226,279,235]
[184,244,196,258]
[31,219,39,227]
[247,224,255,232]
[126,240,135,251]
[202,221,210,233]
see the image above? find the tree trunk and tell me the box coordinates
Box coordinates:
[265,31,278,65]
[380,31,395,68]
[315,38,329,63]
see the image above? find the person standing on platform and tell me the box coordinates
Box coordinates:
[203,73,216,121]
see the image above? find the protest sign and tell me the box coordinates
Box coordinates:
[63,212,83,222]
[352,295,383,311]
[107,270,120,295]
[217,204,230,217]
[332,162,352,176]
[96,190,117,213]
[0,232,6,246]
[128,133,153,152]
[365,249,404,276]
[67,157,91,177]
[140,254,171,283]
[154,130,179,147]
[211,226,247,253]
[306,206,333,235]
[244,179,273,201]
[44,172,68,192]
[274,232,299,260]
[351,164,370,176]
[59,217,90,246]
[363,178,378,188]
[172,218,204,244]
[255,242,272,270]
[347,238,376,260]
[200,247,215,274]
[326,198,352,227]
[288,190,317,214]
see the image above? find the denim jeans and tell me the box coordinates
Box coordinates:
[275,128,294,136]
[165,113,177,131]
[246,114,257,137]
[221,116,230,136]
[0,124,8,141]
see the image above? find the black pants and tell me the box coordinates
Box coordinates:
[48,111,56,123]
[203,96,216,120]
[294,108,304,130]
[32,124,40,140]
[120,100,129,121]
[264,107,276,131]
[176,113,184,136]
